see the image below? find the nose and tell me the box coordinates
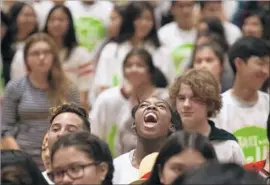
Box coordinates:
[183,98,191,108]
[56,129,65,139]
[38,52,46,60]
[61,173,73,185]
[147,104,157,110]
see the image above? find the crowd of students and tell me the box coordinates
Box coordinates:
[1,0,269,185]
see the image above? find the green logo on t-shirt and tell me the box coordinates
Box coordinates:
[112,74,120,87]
[74,17,106,51]
[107,124,118,158]
[171,43,194,75]
[234,126,268,163]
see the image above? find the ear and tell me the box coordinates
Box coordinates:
[97,162,109,182]
[131,122,136,129]
[234,57,244,71]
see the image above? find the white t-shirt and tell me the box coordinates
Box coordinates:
[113,150,139,184]
[158,22,197,75]
[90,86,168,156]
[223,21,242,45]
[211,89,269,163]
[66,0,113,52]
[212,140,244,165]
[10,47,93,92]
[93,41,175,91]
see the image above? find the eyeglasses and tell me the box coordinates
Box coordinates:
[28,49,52,58]
[47,162,99,182]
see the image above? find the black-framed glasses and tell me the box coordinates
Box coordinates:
[47,162,99,182]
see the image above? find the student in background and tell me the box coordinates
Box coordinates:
[11,5,93,110]
[169,69,244,164]
[190,41,228,92]
[211,37,269,164]
[158,0,197,76]
[33,0,66,30]
[94,1,175,96]
[1,33,80,169]
[199,0,242,45]
[66,0,113,52]
[8,2,38,50]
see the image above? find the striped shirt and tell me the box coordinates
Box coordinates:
[1,76,80,169]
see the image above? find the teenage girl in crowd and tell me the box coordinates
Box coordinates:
[11,5,93,110]
[3,2,38,84]
[145,131,217,185]
[48,132,114,185]
[1,33,80,169]
[94,1,175,96]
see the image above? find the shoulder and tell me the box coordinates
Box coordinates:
[223,21,242,33]
[158,22,177,34]
[96,0,114,9]
[100,42,120,54]
[114,150,132,165]
[5,77,28,91]
[93,87,125,107]
[4,77,28,99]
[258,91,269,101]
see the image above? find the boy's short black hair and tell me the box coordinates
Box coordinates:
[228,36,270,74]
[49,103,91,132]
[199,1,222,9]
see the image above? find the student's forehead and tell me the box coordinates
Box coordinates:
[141,97,167,104]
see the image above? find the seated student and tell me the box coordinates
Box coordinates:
[1,150,48,185]
[42,103,91,184]
[211,37,269,163]
[48,132,114,185]
[199,1,242,45]
[245,112,270,183]
[172,161,266,185]
[113,96,180,184]
[169,69,244,164]
[144,131,217,185]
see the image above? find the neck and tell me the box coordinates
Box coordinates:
[232,77,258,102]
[184,119,210,137]
[53,36,64,49]
[17,30,29,42]
[131,36,144,47]
[133,137,166,168]
[177,22,193,31]
[264,152,270,172]
[130,83,155,105]
[28,73,49,89]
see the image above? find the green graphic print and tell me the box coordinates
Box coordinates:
[74,17,106,51]
[171,43,194,75]
[234,126,268,163]
[106,124,118,158]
